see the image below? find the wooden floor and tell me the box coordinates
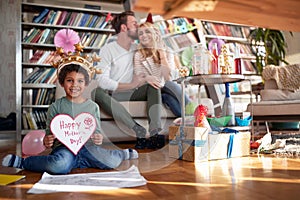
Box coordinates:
[1,139,300,200]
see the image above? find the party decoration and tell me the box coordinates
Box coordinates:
[185,102,197,115]
[193,104,209,128]
[50,113,96,155]
[146,13,153,24]
[178,66,190,77]
[54,29,80,53]
[208,38,225,55]
[22,130,46,156]
[181,46,193,70]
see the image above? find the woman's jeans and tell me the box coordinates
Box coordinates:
[161,81,191,117]
[22,142,126,174]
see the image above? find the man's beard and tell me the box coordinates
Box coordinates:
[127,29,138,40]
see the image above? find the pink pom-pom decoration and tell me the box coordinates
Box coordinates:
[54,29,80,53]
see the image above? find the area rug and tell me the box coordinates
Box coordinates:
[271,133,300,157]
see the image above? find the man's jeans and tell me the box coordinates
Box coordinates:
[23,142,126,174]
[92,84,162,132]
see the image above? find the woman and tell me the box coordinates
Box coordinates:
[134,22,191,117]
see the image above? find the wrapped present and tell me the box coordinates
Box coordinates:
[169,126,251,162]
[169,126,209,162]
[227,132,251,158]
[201,133,231,161]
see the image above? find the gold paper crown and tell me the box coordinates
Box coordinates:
[51,43,102,80]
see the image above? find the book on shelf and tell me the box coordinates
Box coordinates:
[91,34,102,47]
[33,68,51,84]
[36,88,46,105]
[62,11,73,26]
[43,88,56,105]
[22,113,29,130]
[56,10,68,25]
[23,68,43,83]
[46,71,57,84]
[72,12,85,27]
[32,8,49,23]
[37,28,51,44]
[41,68,56,83]
[67,12,78,26]
[23,28,37,42]
[201,21,216,35]
[34,89,42,105]
[38,110,47,129]
[30,29,43,43]
[25,112,38,130]
[29,50,44,63]
[94,15,106,28]
[99,13,112,29]
[44,10,56,25]
[44,29,55,44]
[31,111,41,129]
[84,14,94,27]
[36,51,51,64]
[79,13,90,27]
[87,15,99,27]
[230,25,244,38]
[51,10,62,25]
[23,28,40,43]
[88,33,99,47]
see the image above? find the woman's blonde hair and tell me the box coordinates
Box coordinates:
[137,22,162,64]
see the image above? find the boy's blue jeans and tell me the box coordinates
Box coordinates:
[23,142,126,174]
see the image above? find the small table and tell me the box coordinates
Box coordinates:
[174,74,253,130]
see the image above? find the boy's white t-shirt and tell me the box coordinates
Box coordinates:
[95,41,137,91]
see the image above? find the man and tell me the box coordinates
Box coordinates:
[92,11,163,149]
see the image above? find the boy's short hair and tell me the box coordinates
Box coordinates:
[111,11,135,34]
[58,64,90,86]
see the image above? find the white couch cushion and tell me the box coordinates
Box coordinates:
[249,99,300,116]
[261,89,300,101]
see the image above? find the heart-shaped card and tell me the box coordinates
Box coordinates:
[50,113,97,155]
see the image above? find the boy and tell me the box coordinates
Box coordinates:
[2,44,138,174]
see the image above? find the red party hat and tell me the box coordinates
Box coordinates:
[146,13,153,24]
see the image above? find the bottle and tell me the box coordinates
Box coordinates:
[211,43,219,74]
[234,45,242,74]
[222,83,235,126]
[192,43,202,75]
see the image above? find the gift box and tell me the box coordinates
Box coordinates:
[169,126,209,162]
[169,126,250,162]
[227,132,251,158]
[200,133,231,161]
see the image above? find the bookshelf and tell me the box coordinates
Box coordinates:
[200,20,256,74]
[20,1,119,135]
[154,17,256,74]
[154,17,200,53]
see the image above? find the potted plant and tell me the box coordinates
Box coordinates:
[249,28,291,74]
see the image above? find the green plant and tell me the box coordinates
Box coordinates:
[249,28,291,74]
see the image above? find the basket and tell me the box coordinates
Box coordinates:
[235,116,252,126]
[207,116,232,127]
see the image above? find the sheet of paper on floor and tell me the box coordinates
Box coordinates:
[0,174,25,185]
[27,165,147,194]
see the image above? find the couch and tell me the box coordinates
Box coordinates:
[56,80,216,142]
[247,64,300,132]
[55,80,178,142]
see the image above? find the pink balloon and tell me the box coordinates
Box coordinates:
[22,130,46,156]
